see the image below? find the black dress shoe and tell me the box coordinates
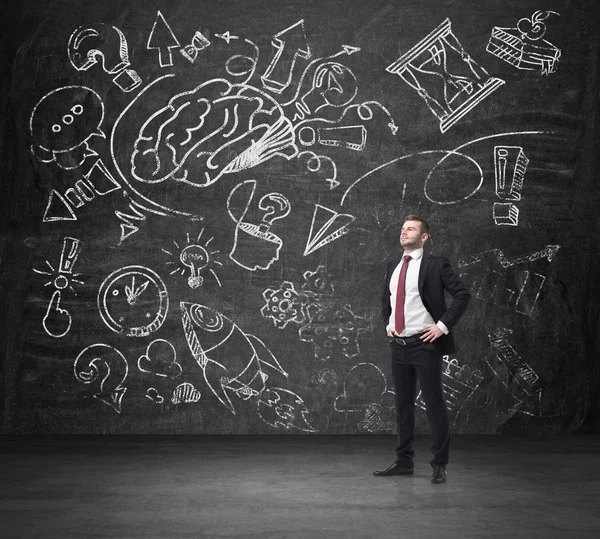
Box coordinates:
[430,465,447,484]
[373,463,414,476]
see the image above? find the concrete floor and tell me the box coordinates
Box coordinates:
[1,435,599,538]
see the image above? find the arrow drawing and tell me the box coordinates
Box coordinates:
[215,31,239,44]
[147,11,181,67]
[261,19,312,94]
[458,245,560,269]
[331,45,361,58]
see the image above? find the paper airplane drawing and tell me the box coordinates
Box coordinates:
[303,204,355,256]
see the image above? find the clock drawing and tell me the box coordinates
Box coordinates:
[98,266,169,337]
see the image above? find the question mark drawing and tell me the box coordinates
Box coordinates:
[227,180,292,271]
[68,24,142,92]
[74,344,129,413]
[259,193,291,231]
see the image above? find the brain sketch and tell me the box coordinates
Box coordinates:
[130,78,298,188]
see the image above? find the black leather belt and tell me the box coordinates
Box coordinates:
[391,334,423,345]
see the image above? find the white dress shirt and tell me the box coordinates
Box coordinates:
[387,248,449,337]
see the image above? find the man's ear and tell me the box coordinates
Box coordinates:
[422,233,429,243]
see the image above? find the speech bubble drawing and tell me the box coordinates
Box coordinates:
[30,85,105,170]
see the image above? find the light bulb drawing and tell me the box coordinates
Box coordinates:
[162,229,223,289]
[294,62,358,121]
[180,244,209,288]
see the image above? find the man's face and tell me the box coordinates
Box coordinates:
[400,220,428,250]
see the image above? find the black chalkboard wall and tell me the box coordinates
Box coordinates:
[1,0,599,434]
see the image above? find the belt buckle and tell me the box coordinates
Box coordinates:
[394,336,407,346]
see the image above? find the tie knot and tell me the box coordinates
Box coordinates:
[404,255,411,262]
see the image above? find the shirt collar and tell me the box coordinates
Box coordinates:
[403,247,424,260]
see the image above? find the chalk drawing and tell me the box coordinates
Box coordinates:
[279,45,361,110]
[129,78,298,190]
[181,301,316,429]
[311,368,338,387]
[180,30,211,63]
[227,180,290,271]
[98,266,169,337]
[147,11,181,68]
[487,11,561,75]
[261,265,335,330]
[74,344,129,413]
[34,236,84,338]
[488,328,539,394]
[33,236,84,295]
[514,271,547,316]
[261,281,313,328]
[258,387,316,432]
[334,363,395,430]
[458,245,560,269]
[42,190,77,223]
[42,291,72,339]
[461,264,548,317]
[299,304,369,361]
[341,131,547,207]
[316,125,366,151]
[302,265,335,296]
[163,228,223,288]
[298,151,339,189]
[295,99,394,156]
[225,38,260,85]
[304,204,354,256]
[68,24,142,92]
[145,387,165,404]
[30,86,104,170]
[114,195,170,245]
[494,146,529,201]
[493,202,520,226]
[215,32,239,44]
[293,62,358,121]
[138,339,182,379]
[261,266,366,361]
[41,159,120,222]
[172,382,202,404]
[356,101,399,135]
[416,355,483,425]
[261,20,312,94]
[181,301,287,413]
[492,145,529,225]
[357,403,388,433]
[261,265,334,329]
[386,18,504,133]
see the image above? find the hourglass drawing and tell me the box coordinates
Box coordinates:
[386,18,505,133]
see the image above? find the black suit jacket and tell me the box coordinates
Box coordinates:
[381,253,471,355]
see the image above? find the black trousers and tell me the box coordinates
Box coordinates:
[390,337,450,468]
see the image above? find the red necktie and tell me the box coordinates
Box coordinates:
[394,255,411,335]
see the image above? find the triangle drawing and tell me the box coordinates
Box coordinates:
[304,204,355,256]
[43,189,77,222]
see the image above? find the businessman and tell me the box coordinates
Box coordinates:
[375,216,471,483]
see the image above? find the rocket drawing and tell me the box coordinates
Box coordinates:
[180,301,317,432]
[180,301,287,413]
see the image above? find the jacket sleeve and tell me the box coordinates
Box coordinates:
[381,262,392,328]
[437,257,471,330]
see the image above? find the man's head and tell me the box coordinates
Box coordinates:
[400,215,429,252]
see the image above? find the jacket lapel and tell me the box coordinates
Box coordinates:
[418,253,431,297]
